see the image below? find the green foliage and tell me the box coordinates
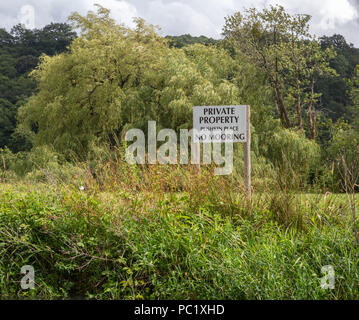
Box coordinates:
[1,5,359,301]
[0,23,75,152]
[0,5,356,193]
[317,35,359,123]
[0,99,16,148]
[261,129,321,188]
[165,34,219,48]
[223,5,337,138]
[16,6,251,159]
[326,123,359,191]
[0,183,358,300]
[0,145,75,182]
[348,65,359,132]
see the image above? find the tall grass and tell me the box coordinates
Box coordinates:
[0,149,358,299]
[0,142,358,299]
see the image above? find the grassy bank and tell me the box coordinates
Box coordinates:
[0,179,358,300]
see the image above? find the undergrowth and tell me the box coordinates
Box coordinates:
[0,164,358,299]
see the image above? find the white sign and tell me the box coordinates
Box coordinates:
[193,105,248,143]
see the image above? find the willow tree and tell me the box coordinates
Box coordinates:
[17,6,171,157]
[17,5,244,158]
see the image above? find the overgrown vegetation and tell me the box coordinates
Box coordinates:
[0,158,358,300]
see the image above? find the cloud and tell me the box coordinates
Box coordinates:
[135,0,217,36]
[129,0,359,43]
[0,0,138,30]
[93,0,138,26]
[0,0,359,46]
[265,0,359,45]
[267,0,358,30]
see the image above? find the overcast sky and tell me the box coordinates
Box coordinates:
[1,0,359,46]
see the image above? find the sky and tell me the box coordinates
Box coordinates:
[1,0,359,46]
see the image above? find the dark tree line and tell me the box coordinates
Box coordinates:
[165,34,220,48]
[317,34,359,121]
[0,23,76,152]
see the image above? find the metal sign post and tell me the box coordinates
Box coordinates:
[244,105,251,200]
[194,141,201,175]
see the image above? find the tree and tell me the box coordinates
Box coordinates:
[316,35,359,126]
[222,5,303,128]
[17,6,244,158]
[165,34,219,48]
[349,65,359,132]
[0,99,16,147]
[222,5,336,138]
[0,28,14,47]
[35,23,77,55]
[283,40,336,139]
[0,22,75,151]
